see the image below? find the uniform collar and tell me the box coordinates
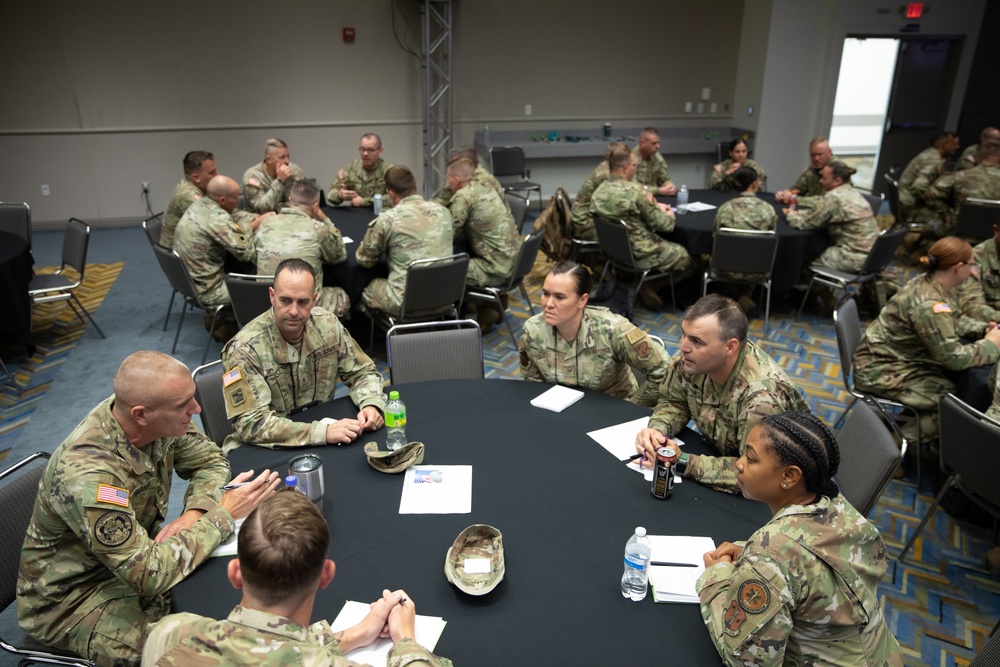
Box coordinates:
[267,309,324,364]
[551,309,593,360]
[226,606,312,642]
[770,493,831,522]
[103,395,152,475]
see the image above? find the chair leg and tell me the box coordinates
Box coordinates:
[763,283,771,337]
[832,395,857,429]
[498,294,517,349]
[70,294,106,339]
[796,278,815,320]
[595,262,611,293]
[702,274,709,298]
[518,283,535,316]
[163,290,177,331]
[172,304,187,354]
[898,473,956,561]
[1,358,23,396]
[668,273,676,310]
[201,310,220,365]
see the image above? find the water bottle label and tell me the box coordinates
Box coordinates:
[623,553,646,571]
[386,412,406,428]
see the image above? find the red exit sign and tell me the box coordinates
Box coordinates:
[906,3,924,19]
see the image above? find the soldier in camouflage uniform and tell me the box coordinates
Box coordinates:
[924,140,1000,236]
[956,126,1000,171]
[697,413,903,667]
[635,295,809,493]
[445,157,521,287]
[853,237,1000,445]
[143,491,450,667]
[709,139,766,191]
[569,141,627,241]
[776,137,836,201]
[785,161,878,273]
[161,151,216,249]
[254,179,350,317]
[16,351,279,667]
[955,224,1000,323]
[221,259,385,453]
[633,127,677,195]
[432,145,506,209]
[242,138,307,214]
[356,166,454,317]
[897,131,960,229]
[174,176,270,306]
[518,261,669,406]
[328,133,393,208]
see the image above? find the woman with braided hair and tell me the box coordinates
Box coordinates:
[695,411,903,667]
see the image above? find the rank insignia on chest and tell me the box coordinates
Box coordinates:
[96,483,130,508]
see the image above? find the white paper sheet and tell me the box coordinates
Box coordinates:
[646,534,716,603]
[586,416,649,460]
[399,465,472,514]
[342,236,354,244]
[209,518,246,558]
[529,385,584,412]
[648,535,716,566]
[330,600,447,664]
[681,201,716,212]
[622,436,685,481]
[649,565,705,603]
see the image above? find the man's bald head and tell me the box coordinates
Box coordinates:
[113,351,190,412]
[981,127,1000,143]
[446,157,476,182]
[207,175,240,198]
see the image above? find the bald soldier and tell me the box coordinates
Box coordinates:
[956,126,1000,171]
[243,138,307,214]
[328,133,392,208]
[633,127,677,195]
[776,137,837,201]
[432,145,506,209]
[161,151,217,249]
[634,295,809,493]
[17,351,281,666]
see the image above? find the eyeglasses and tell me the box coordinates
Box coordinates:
[358,147,381,154]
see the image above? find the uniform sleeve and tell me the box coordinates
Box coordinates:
[172,432,234,512]
[207,210,256,263]
[518,327,544,383]
[318,220,348,265]
[340,335,387,413]
[785,195,835,231]
[356,217,388,268]
[910,162,943,201]
[986,362,1000,421]
[448,189,472,236]
[791,168,811,194]
[328,165,349,205]
[923,172,955,205]
[654,154,670,186]
[387,637,454,667]
[956,273,1000,323]
[639,194,675,234]
[244,179,286,214]
[714,203,734,232]
[708,164,728,190]
[912,300,1000,371]
[647,356,694,436]
[610,322,670,407]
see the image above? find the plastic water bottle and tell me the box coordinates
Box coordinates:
[285,475,306,496]
[621,526,652,601]
[483,125,491,144]
[385,391,407,451]
[677,185,689,215]
[373,193,383,215]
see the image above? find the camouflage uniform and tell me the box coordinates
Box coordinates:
[143,606,451,666]
[355,194,453,317]
[518,306,669,406]
[898,147,946,227]
[696,494,903,667]
[433,165,506,209]
[328,158,392,208]
[924,163,1000,235]
[242,161,306,213]
[591,175,692,273]
[254,207,350,316]
[955,238,1000,323]
[647,341,809,492]
[633,147,670,190]
[220,307,385,452]
[708,158,766,191]
[161,178,203,249]
[17,396,233,667]
[786,183,878,273]
[956,143,980,171]
[987,360,1000,421]
[174,197,257,305]
[713,192,778,281]
[569,160,611,241]
[449,180,521,287]
[853,274,1000,443]
[790,155,839,197]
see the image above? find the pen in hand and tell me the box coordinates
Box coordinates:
[221,482,251,490]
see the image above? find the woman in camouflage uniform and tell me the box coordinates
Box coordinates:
[709,139,766,191]
[697,412,903,666]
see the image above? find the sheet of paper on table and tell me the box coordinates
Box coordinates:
[330,600,447,664]
[342,236,353,244]
[682,201,716,212]
[399,465,472,514]
[646,534,716,603]
[586,416,649,460]
[529,385,584,412]
[209,517,246,558]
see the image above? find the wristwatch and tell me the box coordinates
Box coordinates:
[675,451,689,475]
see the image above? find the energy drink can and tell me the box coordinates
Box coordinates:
[651,446,676,500]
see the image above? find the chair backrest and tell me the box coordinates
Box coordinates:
[192,361,233,446]
[593,214,638,270]
[710,228,779,277]
[506,194,528,232]
[504,232,544,290]
[955,198,1000,241]
[152,243,203,303]
[862,192,884,216]
[142,212,165,247]
[832,296,863,391]
[386,320,484,384]
[939,394,1000,511]
[490,146,526,179]
[0,202,31,250]
[0,452,49,611]
[858,225,907,275]
[226,274,274,329]
[883,173,902,223]
[834,398,905,517]
[971,626,1000,667]
[62,218,92,279]
[399,253,470,320]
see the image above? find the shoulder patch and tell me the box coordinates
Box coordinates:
[723,599,747,636]
[931,301,953,314]
[96,483,129,507]
[737,579,771,614]
[224,369,254,418]
[624,326,646,345]
[247,177,261,187]
[94,511,134,547]
[223,366,242,387]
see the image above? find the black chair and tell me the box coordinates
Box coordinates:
[1,452,96,666]
[151,244,226,364]
[225,274,273,329]
[883,173,904,227]
[506,194,529,234]
[466,232,544,348]
[490,146,543,210]
[702,228,779,334]
[797,225,907,319]
[0,359,21,396]
[955,198,1000,242]
[386,320,484,385]
[834,397,906,517]
[564,189,600,261]
[141,212,177,332]
[862,191,885,216]
[0,201,31,251]
[970,625,1000,667]
[28,218,107,339]
[899,394,1000,562]
[593,214,676,310]
[192,360,233,447]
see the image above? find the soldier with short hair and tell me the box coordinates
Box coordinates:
[924,140,1000,236]
[570,141,627,241]
[355,166,454,317]
[897,131,960,229]
[254,179,350,317]
[956,221,1000,323]
[776,137,836,201]
[956,126,1000,171]
[243,138,307,213]
[633,127,677,195]
[634,295,809,493]
[17,351,280,667]
[432,145,505,208]
[161,150,217,249]
[328,133,392,208]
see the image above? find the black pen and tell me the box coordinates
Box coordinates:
[650,561,698,568]
[221,482,251,490]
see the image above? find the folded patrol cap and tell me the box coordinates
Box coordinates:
[444,524,505,595]
[363,441,425,473]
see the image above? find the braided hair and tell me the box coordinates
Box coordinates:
[757,412,840,498]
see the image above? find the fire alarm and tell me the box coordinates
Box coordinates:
[905,3,924,19]
[343,27,356,43]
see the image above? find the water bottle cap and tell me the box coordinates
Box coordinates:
[635,526,646,537]
[285,474,298,487]
[389,390,400,400]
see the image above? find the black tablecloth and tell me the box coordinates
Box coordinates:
[658,189,829,293]
[0,231,34,344]
[321,206,388,305]
[172,379,770,665]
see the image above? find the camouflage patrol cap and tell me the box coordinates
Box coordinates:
[444,524,505,595]
[363,441,425,473]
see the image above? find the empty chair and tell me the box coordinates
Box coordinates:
[703,228,779,334]
[465,232,543,348]
[226,274,274,329]
[28,218,106,339]
[955,198,1000,241]
[191,360,233,446]
[386,320,484,384]
[151,244,226,364]
[0,201,31,250]
[862,191,885,216]
[141,212,178,331]
[491,146,543,210]
[593,214,675,310]
[834,398,905,517]
[883,173,904,227]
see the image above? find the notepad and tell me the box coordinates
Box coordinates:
[209,518,246,558]
[330,600,446,664]
[530,385,584,412]
[645,535,716,603]
[681,201,716,212]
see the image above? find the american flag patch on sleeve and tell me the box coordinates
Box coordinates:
[96,484,129,507]
[223,367,242,387]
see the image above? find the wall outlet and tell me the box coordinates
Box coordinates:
[41,184,50,196]
[697,102,705,113]
[524,104,532,116]
[684,102,693,113]
[702,87,711,101]
[710,102,718,113]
